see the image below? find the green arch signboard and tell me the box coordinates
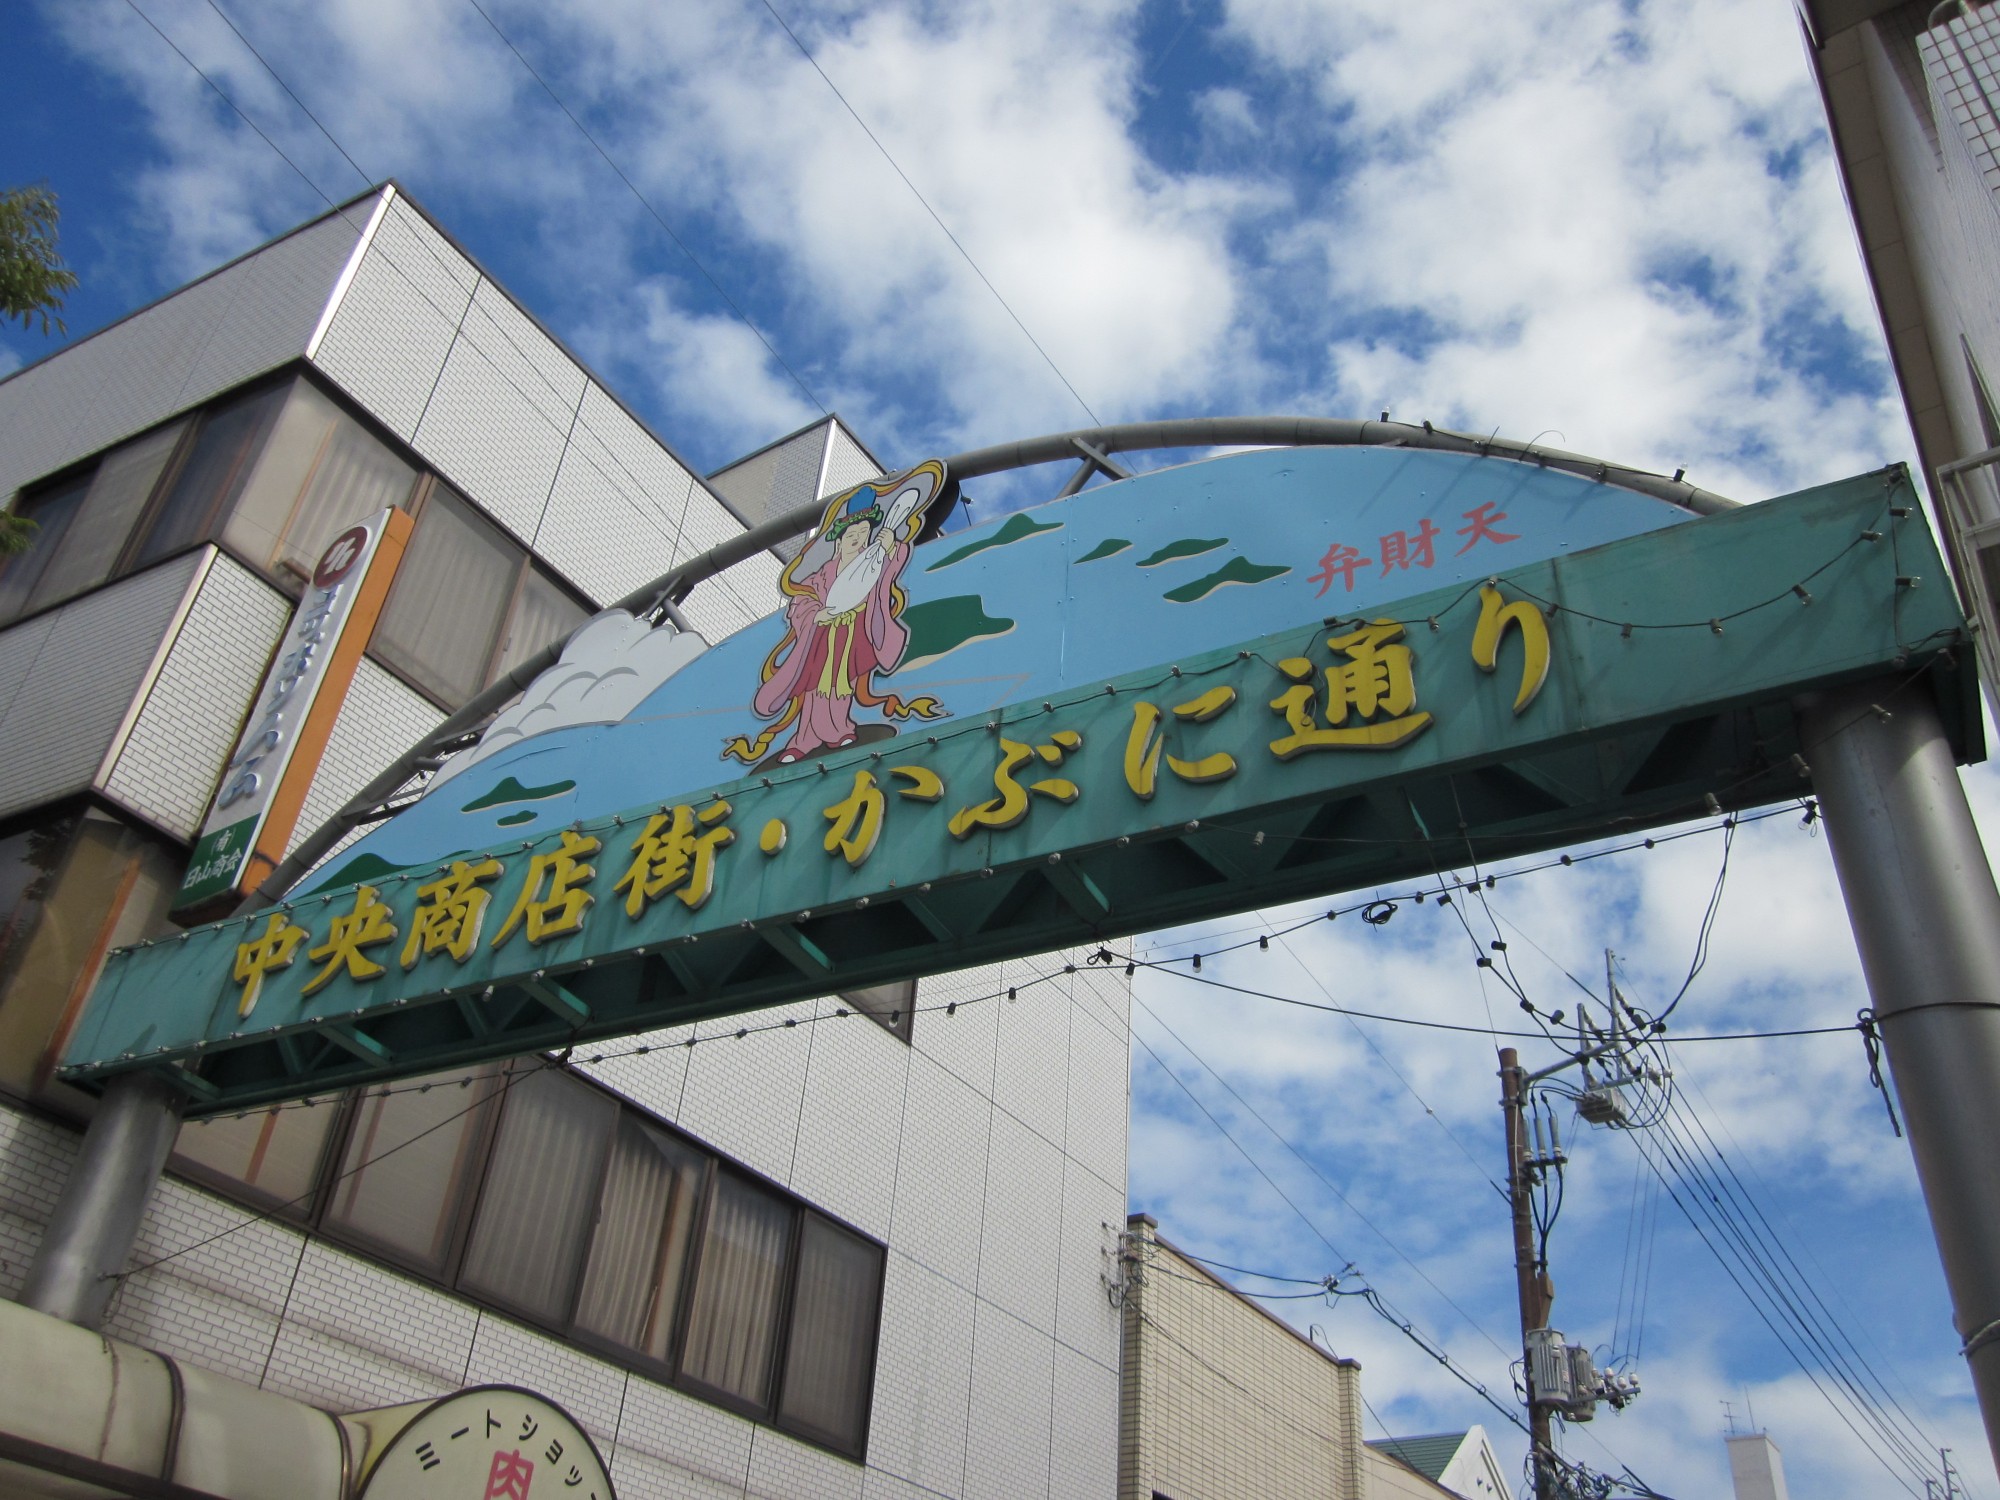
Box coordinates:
[60,448,1978,1112]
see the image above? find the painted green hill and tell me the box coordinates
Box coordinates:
[1077,536,1132,562]
[898,595,1017,671]
[1137,537,1227,567]
[1164,556,1291,603]
[926,512,1062,571]
[461,775,577,812]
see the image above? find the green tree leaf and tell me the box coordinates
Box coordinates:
[0,183,79,337]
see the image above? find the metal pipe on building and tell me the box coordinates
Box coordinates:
[19,1071,185,1329]
[943,416,1740,514]
[1799,678,2000,1472]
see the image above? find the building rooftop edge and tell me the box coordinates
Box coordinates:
[1138,1220,1361,1370]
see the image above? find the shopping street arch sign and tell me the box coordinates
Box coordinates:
[59,448,1979,1112]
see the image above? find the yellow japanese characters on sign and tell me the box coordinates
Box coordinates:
[1124,686,1239,799]
[226,586,1557,1014]
[494,830,602,946]
[402,858,504,969]
[615,804,733,916]
[1269,619,1434,757]
[1471,583,1552,713]
[302,885,399,996]
[233,912,310,1017]
[948,731,1082,839]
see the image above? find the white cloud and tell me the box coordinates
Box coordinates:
[1220,0,1908,500]
[1194,86,1259,139]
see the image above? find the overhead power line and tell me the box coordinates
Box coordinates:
[1133,989,1514,1361]
[755,0,1102,427]
[123,0,777,627]
[459,0,827,416]
[201,0,372,192]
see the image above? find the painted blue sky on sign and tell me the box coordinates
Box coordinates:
[321,446,1691,883]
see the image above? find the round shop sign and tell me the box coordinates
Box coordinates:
[313,522,374,588]
[359,1385,615,1500]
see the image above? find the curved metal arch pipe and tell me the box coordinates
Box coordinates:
[946,415,1739,516]
[241,416,1733,911]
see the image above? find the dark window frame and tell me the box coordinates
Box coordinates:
[124,380,292,575]
[364,476,594,713]
[191,1055,885,1462]
[0,365,594,664]
[168,1089,347,1221]
[314,1062,512,1281]
[841,978,917,1044]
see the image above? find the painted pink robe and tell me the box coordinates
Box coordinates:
[753,537,911,761]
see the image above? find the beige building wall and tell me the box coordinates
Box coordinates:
[1364,1445,1465,1500]
[1117,1216,1364,1500]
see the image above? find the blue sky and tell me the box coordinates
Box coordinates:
[6,1,1992,1496]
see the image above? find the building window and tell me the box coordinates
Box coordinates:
[0,371,588,693]
[843,978,916,1042]
[0,474,90,621]
[4,422,189,620]
[371,486,589,707]
[680,1169,795,1408]
[219,379,417,582]
[133,383,289,570]
[371,485,519,703]
[777,1213,885,1449]
[495,564,588,681]
[572,1114,708,1363]
[173,1097,339,1211]
[0,372,427,625]
[458,1066,618,1324]
[0,807,181,1103]
[179,1056,885,1459]
[321,1064,506,1276]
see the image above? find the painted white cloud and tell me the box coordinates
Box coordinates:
[428,610,706,791]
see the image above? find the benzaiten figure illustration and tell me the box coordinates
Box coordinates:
[723,461,951,768]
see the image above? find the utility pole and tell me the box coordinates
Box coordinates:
[1501,1045,1557,1500]
[1498,982,1646,1500]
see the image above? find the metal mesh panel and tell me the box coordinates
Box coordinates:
[102,554,290,838]
[412,316,574,548]
[311,195,474,443]
[536,383,698,605]
[0,207,363,504]
[709,421,829,527]
[1921,6,2000,197]
[0,555,205,820]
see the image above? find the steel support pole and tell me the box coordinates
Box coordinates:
[19,1072,184,1328]
[1800,679,2000,1474]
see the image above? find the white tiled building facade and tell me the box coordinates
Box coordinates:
[0,185,1130,1498]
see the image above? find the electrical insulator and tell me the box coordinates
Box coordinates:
[1599,1368,1641,1411]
